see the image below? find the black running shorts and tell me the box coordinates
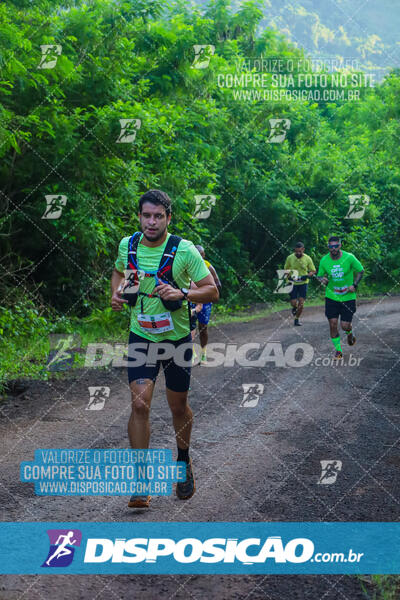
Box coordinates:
[289,283,308,300]
[325,297,356,322]
[127,331,192,392]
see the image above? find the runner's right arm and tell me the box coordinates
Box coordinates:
[283,256,299,281]
[110,268,128,311]
[111,239,129,311]
[314,274,328,285]
[283,256,291,279]
[315,259,328,285]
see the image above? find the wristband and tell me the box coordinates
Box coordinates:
[180,287,189,300]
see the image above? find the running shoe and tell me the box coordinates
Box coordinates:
[201,351,207,363]
[291,306,297,316]
[128,495,151,508]
[333,350,343,360]
[294,319,302,326]
[176,459,196,500]
[347,332,356,346]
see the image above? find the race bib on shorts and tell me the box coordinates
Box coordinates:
[137,312,174,334]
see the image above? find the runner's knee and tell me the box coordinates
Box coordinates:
[130,382,152,418]
[168,391,190,417]
[170,399,189,418]
[171,405,186,418]
[329,319,338,333]
[131,397,150,419]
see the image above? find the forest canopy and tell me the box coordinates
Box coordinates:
[1,0,399,329]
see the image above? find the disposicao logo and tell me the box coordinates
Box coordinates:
[83,536,314,564]
[42,529,82,567]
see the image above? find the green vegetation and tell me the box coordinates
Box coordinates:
[1,0,400,390]
[360,575,400,600]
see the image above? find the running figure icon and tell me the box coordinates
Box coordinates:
[317,460,342,485]
[45,531,77,566]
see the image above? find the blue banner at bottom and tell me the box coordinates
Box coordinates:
[0,522,398,574]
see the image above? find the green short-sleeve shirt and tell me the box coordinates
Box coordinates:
[317,251,364,302]
[284,253,316,285]
[115,233,210,340]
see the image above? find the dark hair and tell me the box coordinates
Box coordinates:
[328,235,340,243]
[139,190,171,216]
[295,242,304,248]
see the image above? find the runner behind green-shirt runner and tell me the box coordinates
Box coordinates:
[284,242,316,326]
[193,244,221,362]
[316,236,364,359]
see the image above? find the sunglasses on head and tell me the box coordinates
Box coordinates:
[328,243,340,249]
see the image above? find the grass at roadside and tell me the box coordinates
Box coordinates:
[358,575,400,599]
[211,292,383,326]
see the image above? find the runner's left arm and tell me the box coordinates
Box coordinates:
[188,247,219,302]
[348,255,364,292]
[156,243,218,303]
[348,270,364,292]
[189,281,203,311]
[307,257,316,277]
[354,271,364,286]
[187,273,219,303]
[208,264,221,300]
[156,274,217,303]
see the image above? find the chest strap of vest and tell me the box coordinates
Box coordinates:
[126,232,185,313]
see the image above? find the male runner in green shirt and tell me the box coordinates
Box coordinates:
[111,190,218,508]
[284,242,316,326]
[316,236,364,359]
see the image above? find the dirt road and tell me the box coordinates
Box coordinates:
[1,298,399,599]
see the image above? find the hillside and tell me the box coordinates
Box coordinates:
[236,0,400,78]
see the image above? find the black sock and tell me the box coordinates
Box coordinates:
[177,447,189,463]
